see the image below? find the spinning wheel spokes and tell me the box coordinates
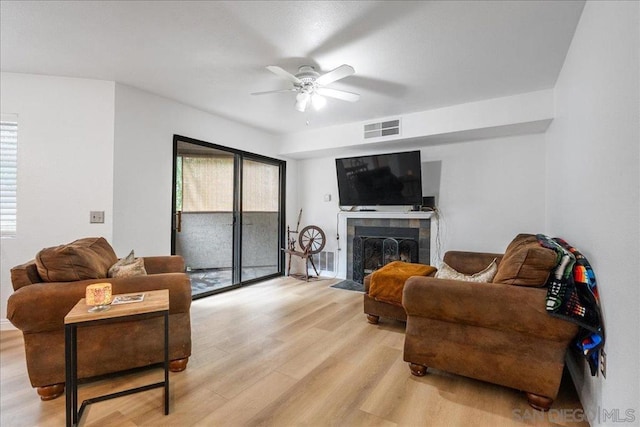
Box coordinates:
[299,225,326,254]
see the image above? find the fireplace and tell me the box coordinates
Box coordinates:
[352,226,419,283]
[345,216,431,283]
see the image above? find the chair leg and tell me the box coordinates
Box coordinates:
[37,384,65,401]
[526,392,553,411]
[409,363,428,376]
[169,357,189,372]
[366,314,380,324]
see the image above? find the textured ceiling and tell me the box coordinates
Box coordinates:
[0,1,584,135]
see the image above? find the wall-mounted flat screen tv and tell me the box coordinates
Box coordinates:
[335,150,423,206]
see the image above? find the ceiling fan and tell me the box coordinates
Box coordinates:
[251,64,360,112]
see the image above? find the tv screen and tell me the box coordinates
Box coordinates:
[335,150,423,206]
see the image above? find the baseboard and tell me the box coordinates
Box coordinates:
[0,318,17,331]
[306,269,338,279]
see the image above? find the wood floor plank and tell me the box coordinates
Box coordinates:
[193,371,297,426]
[246,356,356,425]
[130,383,228,426]
[313,297,362,332]
[1,277,588,426]
[303,345,401,424]
[206,327,329,399]
[336,409,399,427]
[275,328,348,380]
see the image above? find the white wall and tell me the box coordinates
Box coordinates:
[424,134,548,255]
[112,84,296,256]
[0,73,115,323]
[297,133,547,273]
[0,77,297,326]
[546,1,639,423]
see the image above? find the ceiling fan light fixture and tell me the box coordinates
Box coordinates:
[257,64,359,112]
[295,92,310,112]
[311,93,326,110]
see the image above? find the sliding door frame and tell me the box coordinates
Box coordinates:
[171,134,286,297]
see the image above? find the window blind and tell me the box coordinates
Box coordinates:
[242,159,279,212]
[0,119,17,237]
[179,155,279,213]
[182,156,234,212]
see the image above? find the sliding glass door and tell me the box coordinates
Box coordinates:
[241,159,282,281]
[172,135,285,298]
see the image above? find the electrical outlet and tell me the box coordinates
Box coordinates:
[90,211,105,224]
[600,348,606,378]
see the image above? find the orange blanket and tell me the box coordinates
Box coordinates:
[369,261,437,306]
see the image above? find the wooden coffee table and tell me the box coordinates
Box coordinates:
[64,289,170,427]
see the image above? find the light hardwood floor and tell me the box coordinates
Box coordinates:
[1,277,588,426]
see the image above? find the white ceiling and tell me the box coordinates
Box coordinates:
[0,1,584,136]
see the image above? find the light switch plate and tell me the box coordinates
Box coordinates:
[90,211,105,224]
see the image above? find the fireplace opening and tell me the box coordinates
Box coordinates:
[352,226,419,283]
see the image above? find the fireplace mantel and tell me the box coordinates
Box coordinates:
[338,211,433,220]
[336,210,434,280]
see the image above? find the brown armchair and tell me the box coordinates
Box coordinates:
[7,237,192,401]
[402,235,579,410]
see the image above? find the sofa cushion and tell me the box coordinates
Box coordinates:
[493,234,557,287]
[435,258,498,283]
[36,237,118,282]
[108,250,147,278]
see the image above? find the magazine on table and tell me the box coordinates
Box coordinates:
[111,293,145,305]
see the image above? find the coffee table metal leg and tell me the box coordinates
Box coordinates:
[64,307,170,424]
[72,325,78,424]
[65,324,71,427]
[164,311,169,415]
[65,324,78,427]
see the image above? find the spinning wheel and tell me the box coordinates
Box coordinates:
[284,210,326,281]
[299,226,326,254]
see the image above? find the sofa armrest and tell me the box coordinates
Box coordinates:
[7,273,191,333]
[402,276,578,341]
[142,255,185,274]
[442,251,504,275]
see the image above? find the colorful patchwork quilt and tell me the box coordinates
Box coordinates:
[536,234,605,376]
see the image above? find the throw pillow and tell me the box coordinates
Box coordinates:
[108,250,147,278]
[434,258,498,283]
[36,237,118,282]
[493,234,557,287]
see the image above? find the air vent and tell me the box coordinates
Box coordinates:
[312,251,335,272]
[364,119,401,139]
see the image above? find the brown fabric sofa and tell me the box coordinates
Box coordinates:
[402,235,579,410]
[7,237,192,401]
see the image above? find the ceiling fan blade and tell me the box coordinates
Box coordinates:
[295,92,310,112]
[250,89,296,96]
[315,64,355,86]
[315,87,360,102]
[266,66,302,84]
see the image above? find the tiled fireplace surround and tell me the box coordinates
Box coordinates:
[336,211,433,281]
